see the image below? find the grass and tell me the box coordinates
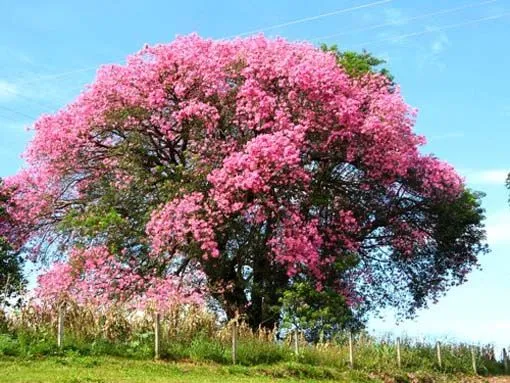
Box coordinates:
[0,331,506,377]
[0,356,359,383]
[0,355,484,383]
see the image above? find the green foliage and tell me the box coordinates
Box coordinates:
[280,280,364,342]
[0,179,26,308]
[398,189,488,313]
[507,173,510,204]
[235,339,287,365]
[0,238,25,308]
[188,336,227,363]
[0,334,18,356]
[321,44,394,83]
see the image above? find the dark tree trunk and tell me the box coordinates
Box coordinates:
[246,255,288,330]
[202,221,289,330]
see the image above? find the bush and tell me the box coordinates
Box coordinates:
[0,334,18,356]
[235,339,288,365]
[188,336,226,363]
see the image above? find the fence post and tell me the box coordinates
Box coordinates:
[471,346,477,374]
[57,304,64,349]
[396,337,402,369]
[232,319,238,365]
[293,329,299,356]
[154,312,161,360]
[503,348,508,374]
[436,341,442,369]
[348,331,354,369]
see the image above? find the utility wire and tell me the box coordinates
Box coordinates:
[18,0,395,87]
[16,67,98,86]
[312,0,499,42]
[0,104,37,121]
[0,86,60,110]
[0,112,28,124]
[14,0,504,88]
[224,0,393,38]
[4,1,508,121]
[353,11,510,48]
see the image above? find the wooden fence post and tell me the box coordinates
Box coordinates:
[503,348,508,374]
[293,329,299,356]
[436,341,442,369]
[471,346,477,374]
[154,312,161,360]
[348,331,354,369]
[57,305,64,349]
[232,319,238,365]
[396,337,402,369]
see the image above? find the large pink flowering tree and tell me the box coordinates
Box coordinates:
[2,35,486,327]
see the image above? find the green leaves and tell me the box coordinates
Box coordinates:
[0,236,25,308]
[321,44,394,83]
[280,280,363,342]
[0,179,26,308]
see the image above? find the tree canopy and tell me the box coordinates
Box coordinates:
[0,179,26,307]
[2,35,487,328]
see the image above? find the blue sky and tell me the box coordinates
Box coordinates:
[0,0,509,348]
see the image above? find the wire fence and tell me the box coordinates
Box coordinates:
[12,304,502,375]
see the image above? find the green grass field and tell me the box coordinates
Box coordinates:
[0,356,354,383]
[0,356,487,383]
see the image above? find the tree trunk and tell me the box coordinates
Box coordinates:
[246,255,288,330]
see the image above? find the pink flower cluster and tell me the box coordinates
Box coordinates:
[207,125,309,213]
[146,193,219,259]
[36,246,203,312]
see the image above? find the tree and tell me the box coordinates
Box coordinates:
[280,280,364,343]
[4,35,487,328]
[507,175,510,203]
[0,179,25,307]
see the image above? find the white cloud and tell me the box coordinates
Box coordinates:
[430,32,449,55]
[0,72,85,115]
[485,209,510,246]
[414,28,451,72]
[465,169,508,185]
[0,80,18,102]
[490,320,510,331]
[383,8,407,26]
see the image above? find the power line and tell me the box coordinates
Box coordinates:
[4,1,508,117]
[312,0,499,42]
[12,0,395,89]
[0,104,37,121]
[353,11,510,48]
[0,112,28,125]
[0,1,396,122]
[16,67,98,86]
[224,0,393,38]
[0,86,61,111]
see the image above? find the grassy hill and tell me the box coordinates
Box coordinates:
[0,356,490,383]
